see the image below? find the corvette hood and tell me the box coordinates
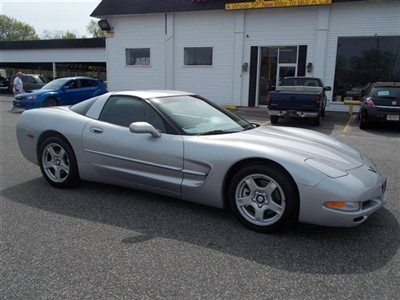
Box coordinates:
[205,126,364,171]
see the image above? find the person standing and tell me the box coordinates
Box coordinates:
[13,72,24,95]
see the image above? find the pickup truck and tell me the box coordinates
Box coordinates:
[267,77,331,126]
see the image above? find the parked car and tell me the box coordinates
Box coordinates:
[13,77,108,110]
[359,82,400,129]
[16,91,387,233]
[0,76,9,93]
[9,74,47,93]
[267,77,331,126]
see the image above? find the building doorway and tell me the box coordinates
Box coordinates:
[258,46,299,105]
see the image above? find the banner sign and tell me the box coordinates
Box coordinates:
[226,0,332,10]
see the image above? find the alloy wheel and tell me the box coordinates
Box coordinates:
[235,174,286,226]
[41,143,70,183]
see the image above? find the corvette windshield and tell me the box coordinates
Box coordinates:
[151,96,253,135]
[42,78,70,90]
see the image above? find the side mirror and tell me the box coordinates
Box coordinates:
[63,85,70,91]
[324,86,332,92]
[129,122,162,138]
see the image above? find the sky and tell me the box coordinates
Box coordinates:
[0,0,102,37]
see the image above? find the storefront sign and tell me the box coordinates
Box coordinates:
[226,0,332,10]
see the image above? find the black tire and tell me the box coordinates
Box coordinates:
[311,114,321,126]
[321,109,326,117]
[270,116,279,125]
[359,111,369,129]
[43,98,58,107]
[38,136,80,189]
[227,164,299,233]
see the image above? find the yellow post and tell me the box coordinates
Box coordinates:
[344,100,361,116]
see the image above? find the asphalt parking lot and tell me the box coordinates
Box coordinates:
[1,94,399,299]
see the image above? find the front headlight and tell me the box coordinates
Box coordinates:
[26,95,37,100]
[305,158,348,178]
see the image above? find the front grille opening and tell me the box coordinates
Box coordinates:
[362,200,375,210]
[361,199,381,210]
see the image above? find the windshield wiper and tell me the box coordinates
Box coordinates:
[198,130,238,136]
[245,123,259,130]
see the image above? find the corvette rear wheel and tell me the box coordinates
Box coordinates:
[228,164,299,233]
[39,136,80,188]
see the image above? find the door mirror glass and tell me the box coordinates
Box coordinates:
[325,86,332,92]
[129,122,162,138]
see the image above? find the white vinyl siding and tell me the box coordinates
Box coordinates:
[105,14,165,91]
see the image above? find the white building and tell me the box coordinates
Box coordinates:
[91,0,400,110]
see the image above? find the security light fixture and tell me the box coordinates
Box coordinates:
[242,62,249,72]
[98,19,112,31]
[307,62,313,73]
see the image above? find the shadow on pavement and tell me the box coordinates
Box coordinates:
[275,113,347,134]
[238,111,350,135]
[357,122,400,137]
[3,177,399,275]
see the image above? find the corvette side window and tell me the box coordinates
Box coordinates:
[99,96,167,133]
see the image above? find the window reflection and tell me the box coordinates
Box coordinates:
[334,36,400,101]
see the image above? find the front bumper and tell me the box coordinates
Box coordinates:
[298,163,388,227]
[13,100,37,110]
[268,110,319,118]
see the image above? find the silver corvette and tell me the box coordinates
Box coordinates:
[16,90,388,232]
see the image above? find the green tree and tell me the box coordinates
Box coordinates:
[0,14,38,41]
[87,19,106,38]
[41,30,78,40]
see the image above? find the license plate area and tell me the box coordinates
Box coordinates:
[387,114,400,121]
[286,110,298,116]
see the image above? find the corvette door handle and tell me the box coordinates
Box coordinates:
[90,127,104,134]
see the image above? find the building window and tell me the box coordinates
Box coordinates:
[126,48,151,66]
[184,47,213,66]
[333,36,400,101]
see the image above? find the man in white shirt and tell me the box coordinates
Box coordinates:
[13,72,24,95]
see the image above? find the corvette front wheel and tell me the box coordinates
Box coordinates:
[228,164,299,233]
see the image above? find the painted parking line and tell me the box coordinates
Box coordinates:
[342,115,357,135]
[260,121,271,126]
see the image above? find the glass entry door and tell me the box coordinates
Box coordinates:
[258,46,298,105]
[277,65,296,88]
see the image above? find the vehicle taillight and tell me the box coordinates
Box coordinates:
[365,97,375,107]
[267,93,272,103]
[316,95,322,104]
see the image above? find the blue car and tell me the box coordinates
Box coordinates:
[13,77,107,110]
